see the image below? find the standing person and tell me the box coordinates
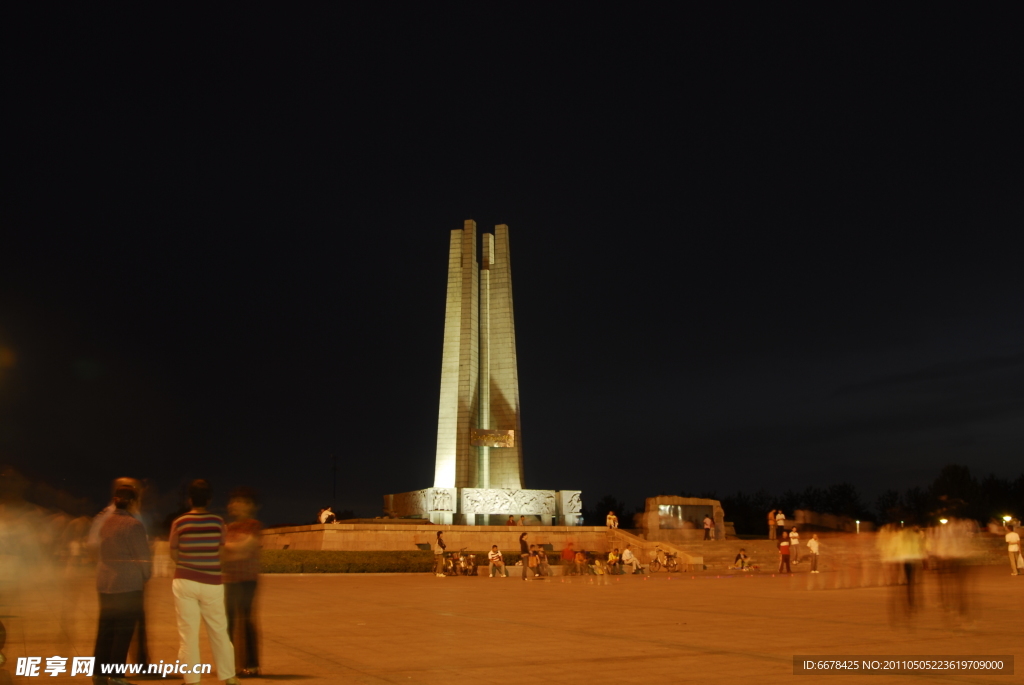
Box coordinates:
[702,515,713,541]
[224,487,261,677]
[1006,525,1020,576]
[519,533,534,580]
[433,531,446,577]
[94,484,151,685]
[487,545,507,577]
[88,477,150,665]
[169,480,239,685]
[506,515,516,526]
[807,534,820,573]
[775,510,786,539]
[518,515,527,526]
[789,527,800,564]
[768,509,777,540]
[778,531,791,574]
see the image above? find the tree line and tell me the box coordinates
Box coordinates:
[584,464,1023,536]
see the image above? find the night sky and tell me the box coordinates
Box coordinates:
[3,9,1022,525]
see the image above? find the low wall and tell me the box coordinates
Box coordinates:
[261,523,612,553]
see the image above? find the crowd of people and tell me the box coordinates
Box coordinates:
[433,531,646,580]
[90,477,262,685]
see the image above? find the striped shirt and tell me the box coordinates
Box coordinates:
[170,512,225,585]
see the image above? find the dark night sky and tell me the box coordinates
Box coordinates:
[3,8,1022,524]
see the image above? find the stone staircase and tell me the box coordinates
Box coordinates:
[607,528,704,571]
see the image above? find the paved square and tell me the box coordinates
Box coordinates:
[3,566,1021,684]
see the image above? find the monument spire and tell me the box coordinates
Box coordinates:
[384,220,580,526]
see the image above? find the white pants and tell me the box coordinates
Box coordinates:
[172,578,236,683]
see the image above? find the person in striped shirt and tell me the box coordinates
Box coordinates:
[169,480,240,685]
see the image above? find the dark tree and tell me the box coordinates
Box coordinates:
[583,494,629,527]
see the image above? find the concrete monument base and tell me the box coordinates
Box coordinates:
[384,487,582,526]
[640,495,727,540]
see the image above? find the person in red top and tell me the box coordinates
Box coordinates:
[169,480,240,685]
[777,531,792,574]
[561,542,576,566]
[224,487,262,677]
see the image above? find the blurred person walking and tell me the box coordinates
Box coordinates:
[88,477,150,665]
[94,483,151,685]
[930,518,975,622]
[807,534,820,573]
[777,531,792,574]
[169,480,240,685]
[896,525,926,614]
[1005,525,1020,576]
[224,488,262,677]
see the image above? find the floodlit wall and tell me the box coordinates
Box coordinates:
[261,524,612,553]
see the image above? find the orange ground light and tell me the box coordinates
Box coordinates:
[4,565,1021,684]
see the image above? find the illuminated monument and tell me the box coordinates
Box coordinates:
[384,221,581,525]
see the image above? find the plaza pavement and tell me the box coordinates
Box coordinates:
[3,565,1021,685]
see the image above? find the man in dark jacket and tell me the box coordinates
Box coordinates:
[94,484,151,685]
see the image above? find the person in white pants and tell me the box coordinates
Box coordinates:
[169,480,239,685]
[807,534,820,573]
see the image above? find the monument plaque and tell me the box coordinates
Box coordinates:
[471,429,514,448]
[384,221,582,525]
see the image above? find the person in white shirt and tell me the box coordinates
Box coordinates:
[789,527,800,563]
[621,545,641,574]
[775,510,786,539]
[807,534,820,573]
[606,511,619,529]
[1006,525,1021,576]
[487,545,507,577]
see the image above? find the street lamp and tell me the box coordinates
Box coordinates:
[939,518,948,525]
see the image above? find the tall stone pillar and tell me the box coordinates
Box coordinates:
[433,220,479,489]
[482,224,523,488]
